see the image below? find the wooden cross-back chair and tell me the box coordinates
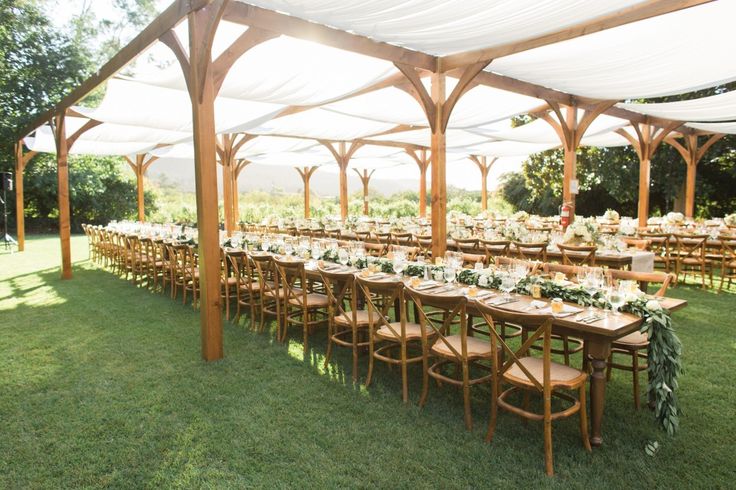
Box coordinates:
[319,267,371,381]
[387,244,419,261]
[251,253,285,338]
[273,257,329,352]
[461,252,487,268]
[220,249,240,320]
[227,250,263,329]
[364,241,386,257]
[556,243,597,266]
[718,235,736,291]
[480,239,511,263]
[354,230,371,242]
[474,302,590,477]
[182,245,200,309]
[513,241,548,262]
[672,234,713,288]
[406,288,494,430]
[414,234,433,259]
[391,231,413,246]
[355,276,433,404]
[454,237,479,254]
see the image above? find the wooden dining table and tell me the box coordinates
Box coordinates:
[299,260,687,448]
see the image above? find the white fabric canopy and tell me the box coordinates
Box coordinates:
[490,1,736,99]
[617,90,736,122]
[686,122,736,135]
[239,0,647,56]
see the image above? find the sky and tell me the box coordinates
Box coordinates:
[45,0,526,194]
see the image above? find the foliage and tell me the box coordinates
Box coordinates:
[0,0,92,169]
[21,153,154,231]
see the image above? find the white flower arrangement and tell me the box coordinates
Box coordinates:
[500,221,528,242]
[664,212,685,226]
[618,218,638,236]
[510,210,529,222]
[563,217,600,245]
[476,210,496,220]
[725,213,736,226]
[603,209,620,222]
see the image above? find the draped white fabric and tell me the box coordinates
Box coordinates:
[490,1,736,99]
[239,0,647,56]
[617,90,736,122]
[686,122,736,135]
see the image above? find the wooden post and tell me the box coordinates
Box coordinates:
[125,154,157,223]
[430,72,447,258]
[354,168,374,215]
[406,148,430,218]
[296,166,317,218]
[395,60,490,258]
[53,114,72,279]
[469,155,497,210]
[538,101,615,217]
[233,159,249,225]
[666,133,724,218]
[616,121,682,227]
[14,142,35,252]
[320,140,362,221]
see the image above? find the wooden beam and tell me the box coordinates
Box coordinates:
[222,2,437,71]
[354,168,374,215]
[135,154,145,221]
[212,27,279,94]
[666,133,724,217]
[469,155,496,211]
[52,113,72,279]
[66,119,102,149]
[439,0,714,71]
[296,166,317,218]
[17,0,205,140]
[406,147,430,218]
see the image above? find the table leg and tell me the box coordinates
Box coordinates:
[586,340,612,448]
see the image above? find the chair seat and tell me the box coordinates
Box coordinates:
[612,330,648,348]
[288,293,329,308]
[431,334,497,359]
[239,281,263,292]
[679,257,711,265]
[221,276,238,286]
[334,309,372,326]
[504,356,587,388]
[376,321,432,340]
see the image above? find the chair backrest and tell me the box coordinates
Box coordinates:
[406,288,470,358]
[364,241,386,257]
[273,256,309,307]
[251,253,280,296]
[480,239,511,261]
[496,257,541,274]
[391,232,412,245]
[461,252,487,268]
[512,241,548,262]
[718,235,736,262]
[414,234,433,258]
[318,267,359,326]
[474,301,554,392]
[557,243,597,266]
[454,238,479,253]
[542,262,674,296]
[639,232,671,257]
[673,234,708,261]
[388,244,419,261]
[355,275,407,339]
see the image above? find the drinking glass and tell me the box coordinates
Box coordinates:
[443,266,457,285]
[338,248,350,266]
[583,271,600,313]
[393,251,407,278]
[500,274,515,299]
[607,285,626,315]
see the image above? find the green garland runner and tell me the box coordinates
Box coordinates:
[236,243,682,435]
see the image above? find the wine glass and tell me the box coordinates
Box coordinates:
[393,251,407,278]
[500,273,515,299]
[443,265,456,286]
[311,242,322,260]
[338,248,350,267]
[583,270,600,314]
[284,239,294,256]
[607,285,626,315]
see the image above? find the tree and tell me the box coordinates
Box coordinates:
[23,153,155,231]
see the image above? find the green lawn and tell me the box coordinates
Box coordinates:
[1,235,735,488]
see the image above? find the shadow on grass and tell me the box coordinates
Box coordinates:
[2,251,735,487]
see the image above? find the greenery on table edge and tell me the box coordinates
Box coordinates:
[232,239,683,436]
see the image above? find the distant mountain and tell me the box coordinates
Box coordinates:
[145,158,420,196]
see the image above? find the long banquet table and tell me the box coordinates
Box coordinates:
[291,257,686,448]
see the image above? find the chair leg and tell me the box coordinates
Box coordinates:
[544,390,554,477]
[579,384,592,452]
[366,336,375,388]
[485,373,498,443]
[462,362,472,430]
[632,351,640,410]
[324,320,334,369]
[352,327,359,382]
[400,341,409,404]
[419,347,429,408]
[562,336,570,366]
[302,307,309,353]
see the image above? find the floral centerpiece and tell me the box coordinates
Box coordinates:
[476,209,496,220]
[618,218,638,236]
[563,216,600,245]
[725,213,736,227]
[510,210,529,222]
[603,209,620,222]
[664,212,685,226]
[499,221,528,242]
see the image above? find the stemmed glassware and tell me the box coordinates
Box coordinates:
[583,268,602,314]
[338,248,350,267]
[443,264,457,286]
[499,273,515,299]
[607,283,626,315]
[393,249,407,279]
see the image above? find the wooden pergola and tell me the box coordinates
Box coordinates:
[13,0,726,365]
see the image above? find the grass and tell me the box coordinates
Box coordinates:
[1,235,735,488]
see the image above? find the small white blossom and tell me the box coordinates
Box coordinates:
[646,299,663,311]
